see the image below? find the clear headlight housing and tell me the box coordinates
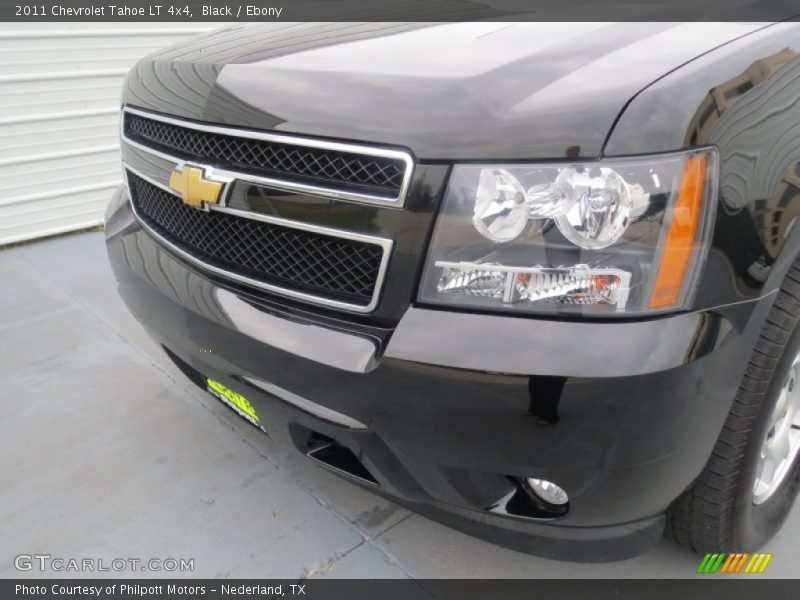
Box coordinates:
[418,148,718,317]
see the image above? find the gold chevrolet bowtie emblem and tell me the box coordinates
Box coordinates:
[168,165,224,209]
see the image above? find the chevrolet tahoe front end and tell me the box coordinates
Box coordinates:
[105,22,800,561]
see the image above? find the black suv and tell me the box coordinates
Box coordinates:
[106,22,800,561]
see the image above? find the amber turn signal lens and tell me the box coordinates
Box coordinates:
[649,155,709,309]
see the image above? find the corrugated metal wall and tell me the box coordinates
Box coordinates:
[0,23,219,246]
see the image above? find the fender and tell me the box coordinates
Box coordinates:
[605,22,800,316]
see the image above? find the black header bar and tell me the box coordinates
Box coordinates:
[3,0,800,22]
[5,579,800,600]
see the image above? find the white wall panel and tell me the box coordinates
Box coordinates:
[0,23,220,245]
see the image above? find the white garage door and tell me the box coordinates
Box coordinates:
[0,23,221,246]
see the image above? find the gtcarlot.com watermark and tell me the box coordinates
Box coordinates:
[14,554,194,573]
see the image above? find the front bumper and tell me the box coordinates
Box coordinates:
[106,187,774,561]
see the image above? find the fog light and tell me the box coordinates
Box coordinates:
[525,478,569,506]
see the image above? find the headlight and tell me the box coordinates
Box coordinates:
[418,148,718,316]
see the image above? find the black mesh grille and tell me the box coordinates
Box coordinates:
[127,172,385,305]
[124,112,406,195]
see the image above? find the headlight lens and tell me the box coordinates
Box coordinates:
[553,166,632,249]
[473,168,530,243]
[418,148,718,316]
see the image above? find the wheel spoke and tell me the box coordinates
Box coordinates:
[759,454,777,488]
[770,388,789,429]
[769,429,791,464]
[753,458,766,495]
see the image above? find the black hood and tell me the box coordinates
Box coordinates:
[123,21,765,159]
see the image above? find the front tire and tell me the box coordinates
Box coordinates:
[669,263,800,552]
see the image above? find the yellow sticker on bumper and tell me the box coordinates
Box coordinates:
[206,377,264,431]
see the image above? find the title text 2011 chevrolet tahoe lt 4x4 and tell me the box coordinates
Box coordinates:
[105,22,800,561]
